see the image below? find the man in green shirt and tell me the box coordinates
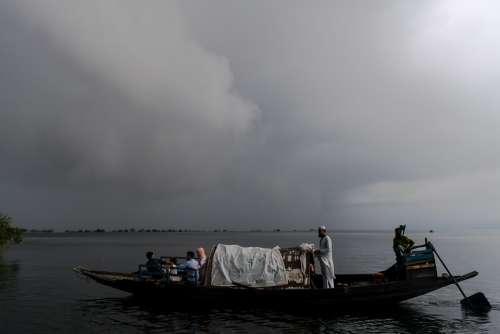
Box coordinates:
[393,226,415,264]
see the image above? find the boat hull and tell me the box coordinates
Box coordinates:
[74,267,478,309]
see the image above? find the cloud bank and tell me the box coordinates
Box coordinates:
[1,1,500,230]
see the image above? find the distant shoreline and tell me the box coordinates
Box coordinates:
[22,226,500,235]
[24,229,432,234]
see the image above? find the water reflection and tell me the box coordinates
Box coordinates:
[0,254,19,291]
[77,296,476,334]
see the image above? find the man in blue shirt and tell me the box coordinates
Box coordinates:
[179,251,200,284]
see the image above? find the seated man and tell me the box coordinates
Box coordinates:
[178,251,200,284]
[138,251,164,279]
[145,251,163,272]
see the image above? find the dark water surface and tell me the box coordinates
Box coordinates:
[1,231,499,333]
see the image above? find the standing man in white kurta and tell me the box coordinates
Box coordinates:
[314,226,335,289]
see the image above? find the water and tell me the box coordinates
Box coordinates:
[1,231,499,333]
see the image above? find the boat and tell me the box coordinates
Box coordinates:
[74,240,479,309]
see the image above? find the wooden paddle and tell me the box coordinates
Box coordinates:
[430,242,491,312]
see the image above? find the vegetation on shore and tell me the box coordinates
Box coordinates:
[0,213,25,247]
[29,228,317,233]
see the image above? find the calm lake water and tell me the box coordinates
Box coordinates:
[1,230,499,333]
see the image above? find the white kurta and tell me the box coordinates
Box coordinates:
[318,235,335,288]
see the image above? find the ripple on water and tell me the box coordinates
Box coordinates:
[68,296,498,334]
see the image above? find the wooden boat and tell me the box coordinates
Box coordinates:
[74,241,479,309]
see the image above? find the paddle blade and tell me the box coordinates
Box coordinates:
[461,292,492,312]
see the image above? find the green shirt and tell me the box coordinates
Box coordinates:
[393,235,415,259]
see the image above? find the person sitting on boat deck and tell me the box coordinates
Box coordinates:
[145,251,163,272]
[165,257,181,282]
[138,251,164,278]
[178,251,200,284]
[314,226,336,289]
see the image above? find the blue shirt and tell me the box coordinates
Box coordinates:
[179,259,200,283]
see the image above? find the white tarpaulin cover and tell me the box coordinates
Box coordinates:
[210,244,288,287]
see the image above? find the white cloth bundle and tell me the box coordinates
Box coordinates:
[210,244,288,287]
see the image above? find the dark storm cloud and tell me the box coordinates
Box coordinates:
[179,0,500,228]
[1,0,500,230]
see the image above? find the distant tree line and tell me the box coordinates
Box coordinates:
[28,229,54,233]
[28,228,317,233]
[59,228,316,233]
[61,228,225,233]
[0,213,25,247]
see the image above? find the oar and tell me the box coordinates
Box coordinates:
[430,242,491,312]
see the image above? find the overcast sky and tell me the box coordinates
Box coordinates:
[1,1,499,231]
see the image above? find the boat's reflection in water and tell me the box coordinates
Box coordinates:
[76,295,494,334]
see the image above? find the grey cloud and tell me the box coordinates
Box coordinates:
[1,1,500,230]
[1,1,257,194]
